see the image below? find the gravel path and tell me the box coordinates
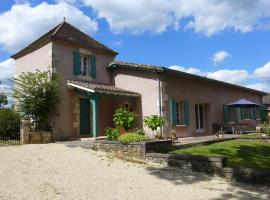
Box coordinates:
[0,143,269,200]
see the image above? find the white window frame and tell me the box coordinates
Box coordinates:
[80,54,90,76]
[175,101,185,125]
[195,104,205,133]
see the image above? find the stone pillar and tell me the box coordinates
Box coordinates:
[20,120,30,144]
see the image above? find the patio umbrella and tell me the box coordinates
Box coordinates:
[227,98,260,107]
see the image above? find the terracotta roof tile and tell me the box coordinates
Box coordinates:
[108,60,267,95]
[67,80,140,97]
[109,61,164,72]
[12,21,118,59]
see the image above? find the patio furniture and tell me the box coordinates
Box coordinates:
[225,98,261,134]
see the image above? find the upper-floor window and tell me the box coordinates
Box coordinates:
[80,55,89,76]
[73,51,96,78]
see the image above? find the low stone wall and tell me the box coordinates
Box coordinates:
[146,153,226,173]
[93,140,172,158]
[28,131,53,144]
[146,153,270,185]
[221,167,270,185]
[20,120,53,144]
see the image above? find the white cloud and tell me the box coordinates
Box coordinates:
[254,61,270,80]
[207,69,249,84]
[80,0,270,35]
[170,65,249,85]
[0,58,15,106]
[0,58,15,81]
[246,83,270,92]
[82,0,174,34]
[169,65,204,76]
[212,51,231,64]
[0,2,98,53]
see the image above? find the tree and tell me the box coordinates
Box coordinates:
[0,92,8,108]
[13,70,59,131]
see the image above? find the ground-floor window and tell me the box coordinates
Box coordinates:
[175,101,185,125]
[242,107,252,120]
[195,104,204,132]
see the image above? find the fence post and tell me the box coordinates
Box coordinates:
[20,120,30,144]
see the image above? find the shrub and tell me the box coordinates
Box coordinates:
[261,123,270,136]
[0,92,8,108]
[13,70,59,131]
[135,129,145,135]
[0,108,20,139]
[118,133,150,144]
[104,127,120,141]
[144,115,165,132]
[113,108,137,131]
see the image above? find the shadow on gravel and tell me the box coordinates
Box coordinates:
[146,165,270,199]
[56,141,94,149]
[145,166,213,185]
[210,182,270,200]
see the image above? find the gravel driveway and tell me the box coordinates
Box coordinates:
[0,143,269,200]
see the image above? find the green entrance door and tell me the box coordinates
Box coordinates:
[80,98,90,135]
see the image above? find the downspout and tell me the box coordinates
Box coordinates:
[157,73,164,137]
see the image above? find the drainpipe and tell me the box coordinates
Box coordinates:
[158,74,164,136]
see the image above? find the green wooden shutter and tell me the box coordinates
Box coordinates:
[73,51,81,75]
[260,105,267,121]
[233,107,238,122]
[223,105,228,123]
[252,107,256,120]
[169,99,177,126]
[240,107,244,120]
[88,55,92,76]
[184,101,190,126]
[90,55,96,78]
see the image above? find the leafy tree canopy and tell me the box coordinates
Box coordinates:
[13,70,59,130]
[0,92,8,108]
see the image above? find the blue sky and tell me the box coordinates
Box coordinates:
[1,0,270,98]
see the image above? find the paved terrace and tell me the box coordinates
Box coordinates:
[174,134,242,146]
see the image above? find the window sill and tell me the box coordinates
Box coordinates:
[176,125,187,127]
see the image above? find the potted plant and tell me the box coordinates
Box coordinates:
[216,130,225,139]
[113,108,137,134]
[144,115,165,140]
[170,130,177,142]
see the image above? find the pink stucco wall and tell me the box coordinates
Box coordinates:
[112,69,160,136]
[51,41,116,139]
[15,43,53,78]
[163,74,262,138]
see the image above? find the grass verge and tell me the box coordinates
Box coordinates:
[172,139,270,169]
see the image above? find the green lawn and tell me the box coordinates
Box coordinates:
[172,139,270,169]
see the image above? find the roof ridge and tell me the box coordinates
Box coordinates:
[51,21,66,36]
[60,22,116,52]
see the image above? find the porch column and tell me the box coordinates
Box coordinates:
[90,95,99,138]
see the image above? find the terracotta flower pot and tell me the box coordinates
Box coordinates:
[119,127,126,135]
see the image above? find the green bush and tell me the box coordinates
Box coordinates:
[0,108,20,139]
[104,127,120,141]
[118,133,150,144]
[261,123,270,136]
[135,129,145,135]
[113,108,137,131]
[13,70,59,131]
[144,115,165,132]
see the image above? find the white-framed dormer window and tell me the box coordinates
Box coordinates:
[80,54,89,76]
